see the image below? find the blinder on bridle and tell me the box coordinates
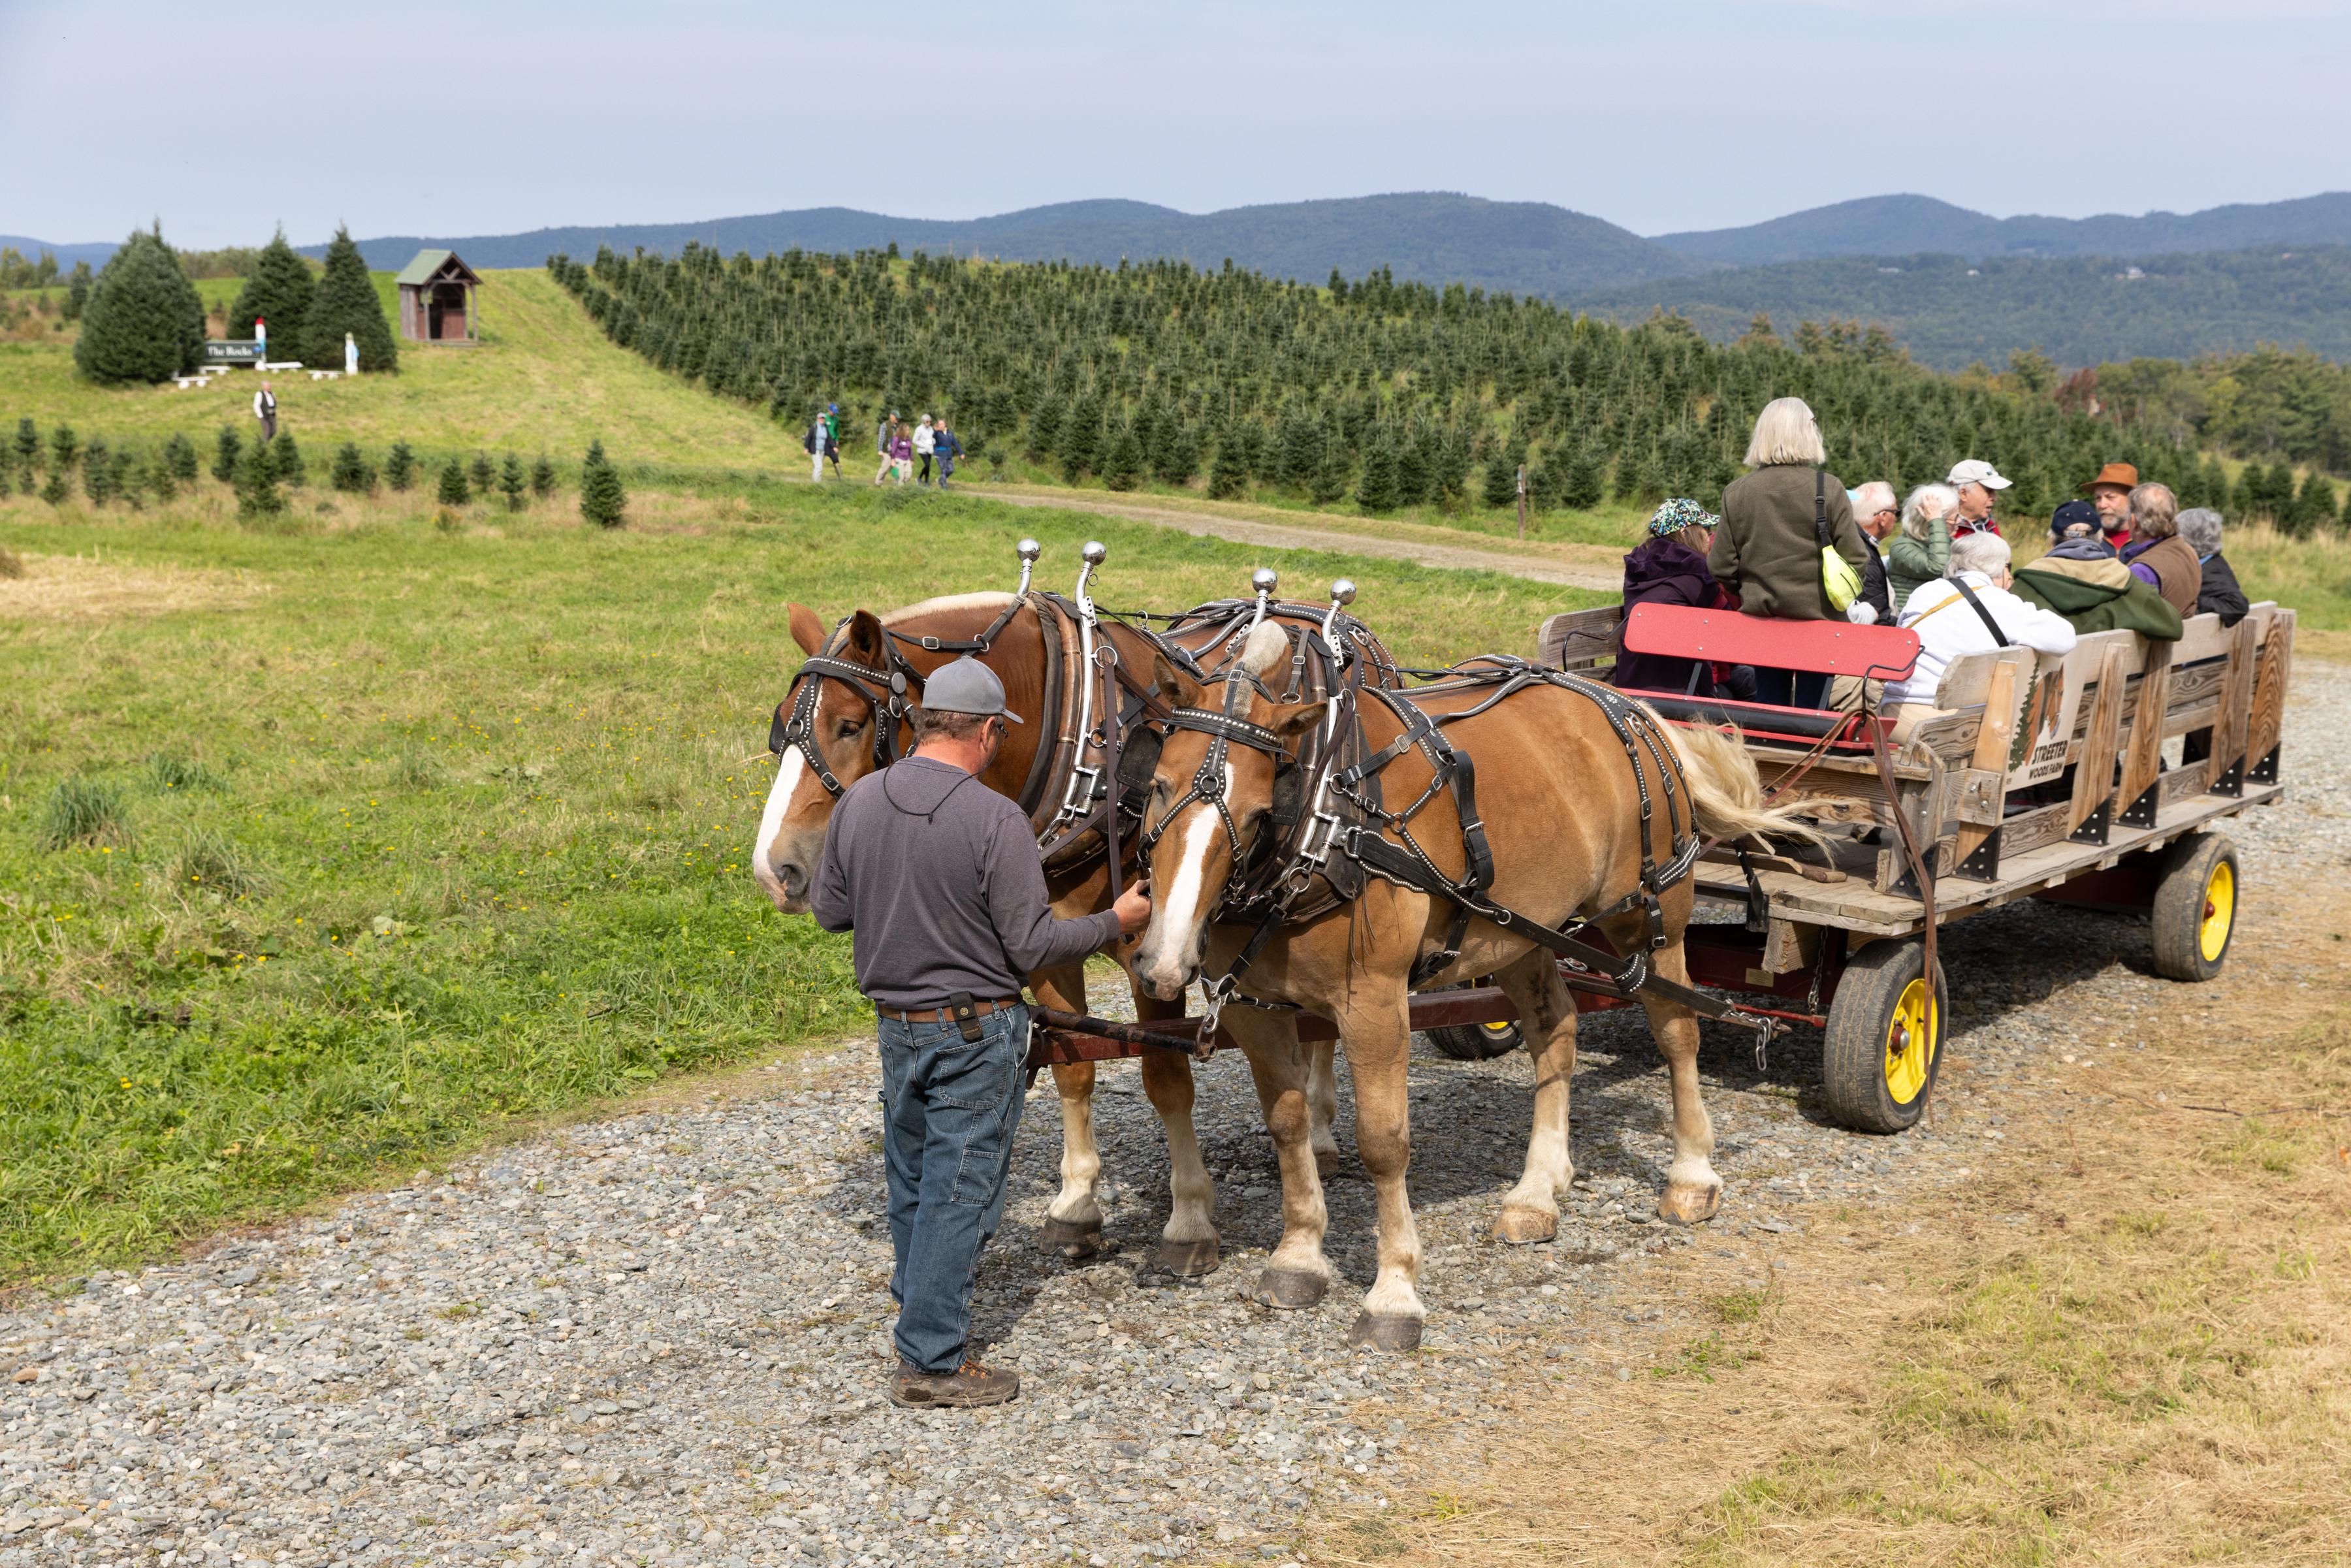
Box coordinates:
[769,645,911,799]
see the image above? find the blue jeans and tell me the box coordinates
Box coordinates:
[876,1004,1029,1373]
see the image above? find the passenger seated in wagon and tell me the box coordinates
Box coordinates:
[2009,500,2184,640]
[1883,533,2077,740]
[1610,498,1757,700]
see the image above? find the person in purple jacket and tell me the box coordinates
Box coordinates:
[1609,498,1756,700]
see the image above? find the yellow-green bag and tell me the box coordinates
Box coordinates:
[1815,470,1861,612]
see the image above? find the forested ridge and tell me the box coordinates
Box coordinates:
[549,245,2311,529]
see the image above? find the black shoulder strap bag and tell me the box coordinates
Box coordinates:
[1949,575,2013,647]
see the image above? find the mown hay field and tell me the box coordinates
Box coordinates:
[0,474,1587,1285]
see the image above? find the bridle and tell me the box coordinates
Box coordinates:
[1136,664,1302,873]
[769,648,909,799]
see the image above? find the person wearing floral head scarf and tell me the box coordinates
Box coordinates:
[1610,498,1756,699]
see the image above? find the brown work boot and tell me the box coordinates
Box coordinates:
[888,1356,1020,1409]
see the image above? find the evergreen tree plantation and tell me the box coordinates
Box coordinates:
[549,246,2229,521]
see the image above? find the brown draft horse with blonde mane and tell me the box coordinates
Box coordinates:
[750,586,1357,1277]
[1130,622,1814,1350]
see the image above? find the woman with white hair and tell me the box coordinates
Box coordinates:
[1884,532,2077,737]
[1886,483,1958,607]
[2178,506,2248,627]
[1708,396,1870,708]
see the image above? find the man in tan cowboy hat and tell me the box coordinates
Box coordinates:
[2079,462,2139,549]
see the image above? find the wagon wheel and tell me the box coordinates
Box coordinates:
[1821,938,1946,1134]
[2149,832,2239,983]
[1425,982,1524,1061]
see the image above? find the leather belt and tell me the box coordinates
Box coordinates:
[875,996,1023,1025]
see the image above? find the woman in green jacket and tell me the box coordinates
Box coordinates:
[1886,483,1957,611]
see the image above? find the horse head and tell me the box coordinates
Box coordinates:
[1132,620,1326,1001]
[752,602,914,913]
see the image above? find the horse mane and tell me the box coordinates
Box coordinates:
[882,591,1014,626]
[1238,620,1288,675]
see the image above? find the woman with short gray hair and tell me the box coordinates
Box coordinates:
[1710,397,1868,708]
[2177,507,2248,626]
[2120,481,2201,616]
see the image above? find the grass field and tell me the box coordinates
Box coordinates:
[0,474,1586,1285]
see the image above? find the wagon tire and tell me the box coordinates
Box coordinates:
[1425,982,1523,1061]
[1821,938,1945,1134]
[2150,832,2239,983]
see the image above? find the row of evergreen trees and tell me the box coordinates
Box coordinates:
[2,417,627,527]
[68,225,396,387]
[549,245,2252,527]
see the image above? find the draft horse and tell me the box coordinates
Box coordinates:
[1130,623,1815,1349]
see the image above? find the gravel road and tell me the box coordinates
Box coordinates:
[5,664,2342,1568]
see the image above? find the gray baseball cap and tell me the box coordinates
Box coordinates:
[922,657,1024,724]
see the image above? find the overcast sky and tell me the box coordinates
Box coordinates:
[4,0,2346,249]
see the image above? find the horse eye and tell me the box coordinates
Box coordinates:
[835,718,863,740]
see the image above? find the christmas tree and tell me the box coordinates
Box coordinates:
[74,228,205,385]
[498,453,528,511]
[51,424,79,475]
[300,227,398,372]
[1354,432,1400,513]
[385,441,416,492]
[1560,441,1607,511]
[1481,454,1518,510]
[437,458,470,506]
[1153,423,1200,487]
[164,432,199,485]
[39,465,69,506]
[229,231,317,350]
[1206,438,1247,499]
[148,451,177,504]
[330,442,372,494]
[82,436,112,505]
[64,261,91,321]
[530,453,556,498]
[12,418,36,485]
[468,452,494,496]
[234,445,283,518]
[579,440,627,528]
[1100,423,1144,492]
[272,433,306,488]
[212,426,241,483]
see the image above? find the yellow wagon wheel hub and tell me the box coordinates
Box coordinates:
[1477,1019,1518,1040]
[1882,977,1938,1105]
[2199,859,2236,963]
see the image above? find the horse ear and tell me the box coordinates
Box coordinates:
[1152,653,1199,710]
[1267,699,1329,739]
[788,603,827,658]
[842,609,887,664]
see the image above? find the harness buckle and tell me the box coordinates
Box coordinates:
[919,636,943,652]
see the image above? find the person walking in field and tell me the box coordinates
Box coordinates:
[811,657,1151,1409]
[875,412,902,485]
[914,416,937,486]
[824,403,843,477]
[890,426,914,485]
[253,379,278,442]
[806,410,830,483]
[921,421,950,487]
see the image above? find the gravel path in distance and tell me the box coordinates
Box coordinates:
[4,663,2340,1568]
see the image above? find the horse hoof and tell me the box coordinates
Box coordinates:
[1657,1184,1721,1225]
[1150,1235,1221,1278]
[1492,1206,1558,1245]
[1251,1268,1328,1310]
[1345,1313,1424,1353]
[1313,1148,1345,1182]
[1038,1217,1102,1259]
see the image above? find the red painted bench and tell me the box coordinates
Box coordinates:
[1614,603,1922,750]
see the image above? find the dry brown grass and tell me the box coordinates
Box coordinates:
[1327,879,2351,1567]
[0,547,268,620]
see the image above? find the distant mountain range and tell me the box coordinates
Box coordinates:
[14,189,2351,365]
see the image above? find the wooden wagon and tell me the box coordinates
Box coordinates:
[1027,588,2295,1138]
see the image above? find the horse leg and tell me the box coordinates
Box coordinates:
[1640,940,1723,1224]
[1494,948,1578,1244]
[1335,987,1424,1351]
[1029,962,1104,1258]
[1227,1010,1331,1309]
[1136,1015,1221,1274]
[1305,1038,1344,1180]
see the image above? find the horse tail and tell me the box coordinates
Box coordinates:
[1655,716,1826,852]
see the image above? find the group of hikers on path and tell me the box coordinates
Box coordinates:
[803,407,963,488]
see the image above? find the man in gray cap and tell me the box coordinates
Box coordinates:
[813,656,1150,1409]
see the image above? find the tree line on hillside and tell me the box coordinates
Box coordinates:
[62,226,396,386]
[549,244,2267,528]
[0,417,628,527]
[2071,345,2351,481]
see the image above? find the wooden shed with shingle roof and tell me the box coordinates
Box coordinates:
[395,249,482,344]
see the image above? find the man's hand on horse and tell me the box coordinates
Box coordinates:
[1112,878,1153,938]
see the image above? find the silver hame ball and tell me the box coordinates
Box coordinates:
[1330,579,1357,605]
[1017,538,1041,560]
[1252,567,1280,593]
[1081,540,1108,566]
